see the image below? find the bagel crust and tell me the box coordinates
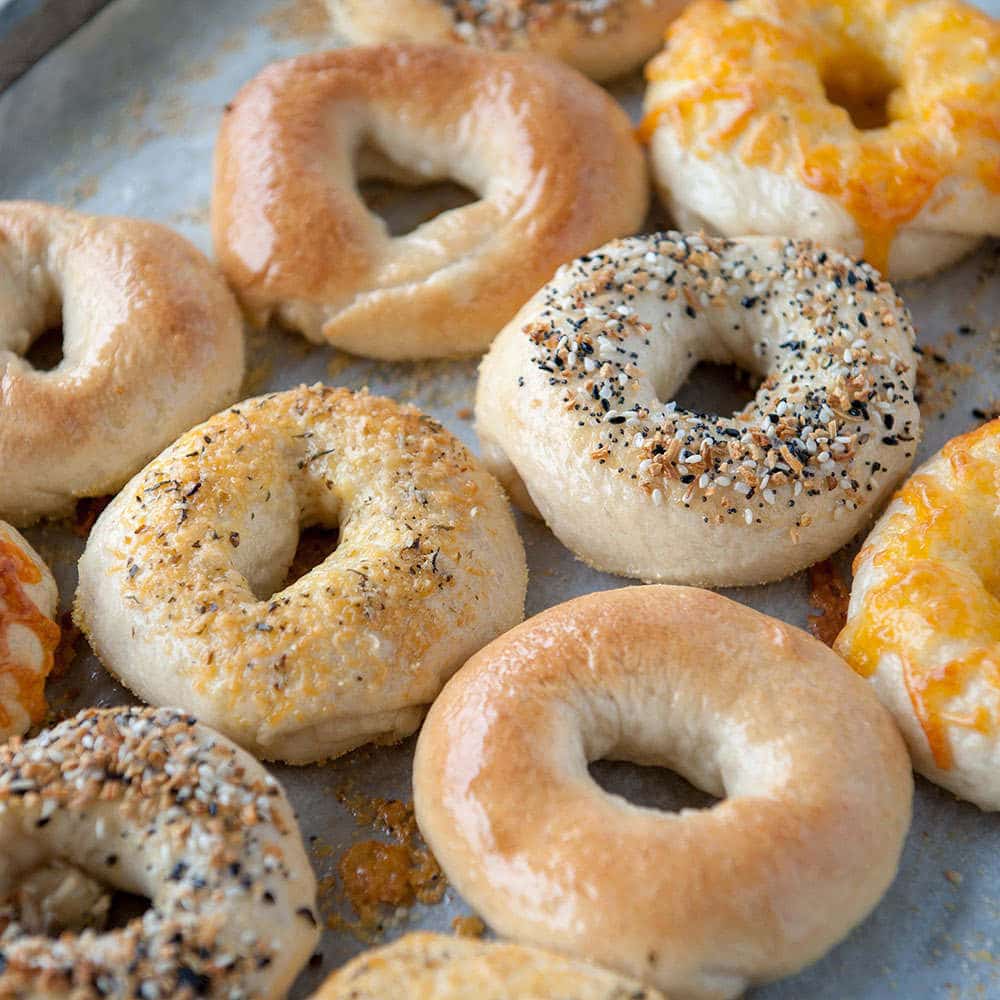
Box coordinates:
[414,586,913,1000]
[836,418,1000,810]
[313,932,667,999]
[476,232,921,586]
[0,521,59,741]
[211,44,648,359]
[74,384,527,764]
[328,0,689,81]
[0,202,245,526]
[0,707,318,998]
[641,0,1000,279]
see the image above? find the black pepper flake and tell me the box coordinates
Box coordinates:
[297,906,318,926]
[176,967,211,996]
[740,296,758,309]
[229,532,240,548]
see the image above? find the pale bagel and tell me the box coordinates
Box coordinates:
[836,418,1000,810]
[312,932,667,999]
[328,0,689,81]
[0,521,58,742]
[475,232,921,586]
[212,44,648,359]
[414,586,913,999]
[641,0,1000,279]
[74,384,527,764]
[0,202,245,525]
[0,707,318,998]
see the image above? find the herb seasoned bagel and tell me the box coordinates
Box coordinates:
[0,707,318,998]
[0,202,245,525]
[641,0,1000,278]
[476,232,920,587]
[414,586,913,1000]
[0,521,58,742]
[328,0,689,81]
[836,419,1000,810]
[313,932,667,999]
[212,44,648,359]
[74,384,527,764]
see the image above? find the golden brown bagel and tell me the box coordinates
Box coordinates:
[212,44,648,359]
[312,932,668,999]
[414,586,913,999]
[74,384,527,764]
[328,0,689,81]
[0,202,245,525]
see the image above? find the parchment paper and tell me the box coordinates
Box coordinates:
[0,1,998,995]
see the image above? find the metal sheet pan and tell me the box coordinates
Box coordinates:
[1,1,998,995]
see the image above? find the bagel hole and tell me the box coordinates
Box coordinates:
[589,760,718,813]
[670,362,759,418]
[359,178,478,237]
[277,523,342,592]
[820,57,897,131]
[1,862,151,937]
[23,325,65,371]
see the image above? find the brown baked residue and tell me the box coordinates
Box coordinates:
[258,0,329,41]
[70,495,113,538]
[452,915,487,938]
[808,559,850,647]
[322,788,446,938]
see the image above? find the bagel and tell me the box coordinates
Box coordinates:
[0,706,318,998]
[414,586,913,1000]
[835,418,1000,810]
[328,1,689,81]
[0,521,58,742]
[0,202,245,526]
[312,932,667,999]
[211,44,648,359]
[74,384,527,764]
[641,0,1000,279]
[475,232,921,587]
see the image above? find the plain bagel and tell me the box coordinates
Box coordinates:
[74,384,527,764]
[476,232,921,586]
[212,44,648,359]
[0,201,245,525]
[414,586,913,999]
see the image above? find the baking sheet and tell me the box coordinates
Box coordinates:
[1,0,999,995]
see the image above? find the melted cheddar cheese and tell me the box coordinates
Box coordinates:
[642,0,1000,274]
[0,535,60,738]
[835,419,1000,770]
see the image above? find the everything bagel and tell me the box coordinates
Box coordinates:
[328,0,689,81]
[476,232,921,586]
[0,707,318,998]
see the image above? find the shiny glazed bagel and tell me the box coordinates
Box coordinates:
[0,201,245,526]
[836,418,1000,810]
[328,0,689,81]
[414,586,913,1000]
[0,521,58,742]
[212,44,648,359]
[641,0,1000,279]
[0,707,318,998]
[313,932,667,999]
[74,384,527,764]
[476,232,920,587]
